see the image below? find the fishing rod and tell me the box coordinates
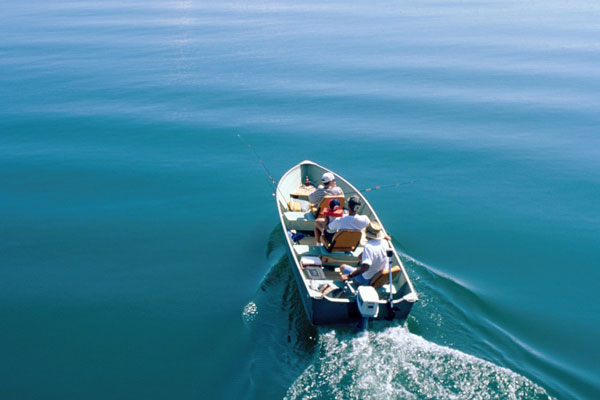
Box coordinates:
[236,133,288,200]
[237,133,277,188]
[385,249,396,320]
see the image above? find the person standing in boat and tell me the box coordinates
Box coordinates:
[340,221,388,285]
[320,195,370,244]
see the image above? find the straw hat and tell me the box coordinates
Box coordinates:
[365,221,385,240]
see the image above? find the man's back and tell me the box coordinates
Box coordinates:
[328,214,370,231]
[309,186,344,204]
[361,239,388,280]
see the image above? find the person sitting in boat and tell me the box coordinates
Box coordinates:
[308,172,343,205]
[340,221,388,285]
[320,195,370,244]
[310,172,344,243]
[314,198,344,245]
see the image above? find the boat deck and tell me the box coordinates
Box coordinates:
[290,231,397,302]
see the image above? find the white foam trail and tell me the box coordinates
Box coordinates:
[242,301,259,323]
[285,326,553,400]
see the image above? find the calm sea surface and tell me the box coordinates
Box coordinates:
[1,0,599,399]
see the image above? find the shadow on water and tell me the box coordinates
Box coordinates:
[242,225,555,400]
[240,224,319,399]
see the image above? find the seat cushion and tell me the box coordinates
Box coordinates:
[322,229,362,252]
[369,265,401,289]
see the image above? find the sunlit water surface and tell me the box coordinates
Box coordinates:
[1,0,599,399]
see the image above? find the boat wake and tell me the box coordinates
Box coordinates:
[285,326,553,400]
[243,225,554,399]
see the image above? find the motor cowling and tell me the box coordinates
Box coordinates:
[357,286,379,318]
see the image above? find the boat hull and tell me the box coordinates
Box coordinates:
[285,239,414,325]
[277,160,418,327]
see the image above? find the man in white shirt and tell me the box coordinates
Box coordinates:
[340,221,388,286]
[321,195,370,243]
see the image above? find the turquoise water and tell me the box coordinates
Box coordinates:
[1,0,599,398]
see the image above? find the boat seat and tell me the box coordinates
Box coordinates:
[293,245,361,263]
[318,249,362,264]
[284,211,316,231]
[320,229,362,253]
[287,198,310,212]
[288,199,302,211]
[293,244,322,257]
[369,265,401,289]
[310,195,345,218]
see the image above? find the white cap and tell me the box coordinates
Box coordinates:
[321,172,335,183]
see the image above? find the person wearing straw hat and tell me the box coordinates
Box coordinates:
[340,221,388,285]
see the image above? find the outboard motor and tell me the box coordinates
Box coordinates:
[357,286,379,330]
[356,286,379,318]
[357,286,379,318]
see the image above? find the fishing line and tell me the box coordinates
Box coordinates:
[338,179,418,196]
[361,179,417,192]
[300,179,418,195]
[238,132,418,201]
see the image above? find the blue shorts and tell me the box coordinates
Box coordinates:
[342,265,370,286]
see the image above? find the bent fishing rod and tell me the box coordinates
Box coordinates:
[237,133,282,198]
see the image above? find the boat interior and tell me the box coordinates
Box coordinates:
[277,162,414,304]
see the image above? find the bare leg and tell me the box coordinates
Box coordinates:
[314,217,327,244]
